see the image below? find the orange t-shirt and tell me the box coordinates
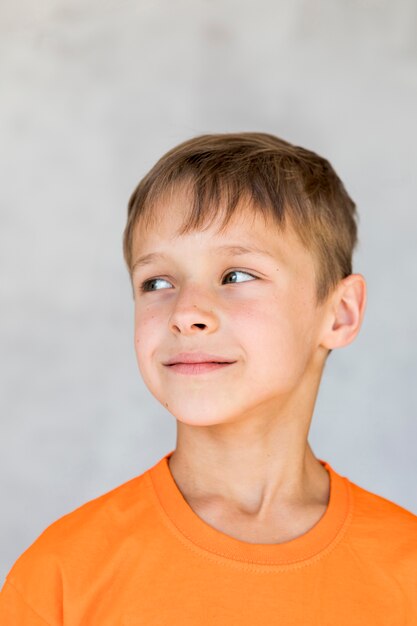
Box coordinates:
[1,449,416,625]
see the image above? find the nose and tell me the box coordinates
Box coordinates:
[169,303,219,335]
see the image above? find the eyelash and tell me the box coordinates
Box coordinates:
[139,269,258,293]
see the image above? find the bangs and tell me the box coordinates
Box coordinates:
[131,152,291,240]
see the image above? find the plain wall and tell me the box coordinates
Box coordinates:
[1,0,416,583]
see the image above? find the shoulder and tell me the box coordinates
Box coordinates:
[0,469,156,624]
[349,476,417,529]
[5,468,154,585]
[346,475,417,569]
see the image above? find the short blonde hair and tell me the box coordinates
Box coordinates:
[123,132,358,305]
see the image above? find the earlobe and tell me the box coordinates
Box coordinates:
[322,274,367,350]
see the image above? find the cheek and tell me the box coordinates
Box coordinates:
[235,298,296,351]
[237,297,312,382]
[134,306,159,358]
[133,307,164,390]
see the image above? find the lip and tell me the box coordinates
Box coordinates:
[165,362,236,375]
[163,352,237,365]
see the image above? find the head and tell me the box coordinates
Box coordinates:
[123,132,366,428]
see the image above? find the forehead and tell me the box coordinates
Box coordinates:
[131,186,308,265]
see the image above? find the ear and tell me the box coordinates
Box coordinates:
[320,273,367,350]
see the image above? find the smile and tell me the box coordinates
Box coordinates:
[164,362,236,375]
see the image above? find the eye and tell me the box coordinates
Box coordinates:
[222,270,257,284]
[139,277,172,292]
[139,270,257,292]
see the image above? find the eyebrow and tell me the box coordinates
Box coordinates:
[131,244,276,274]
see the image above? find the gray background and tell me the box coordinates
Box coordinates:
[1,0,416,583]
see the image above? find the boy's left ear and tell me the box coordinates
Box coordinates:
[320,273,367,350]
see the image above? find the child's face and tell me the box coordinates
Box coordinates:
[130,190,331,427]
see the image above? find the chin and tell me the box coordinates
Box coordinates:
[163,407,232,428]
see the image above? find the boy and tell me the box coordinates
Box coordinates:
[1,132,416,624]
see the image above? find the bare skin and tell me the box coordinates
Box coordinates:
[168,438,331,543]
[130,188,367,543]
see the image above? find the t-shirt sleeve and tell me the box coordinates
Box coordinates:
[0,579,52,624]
[0,539,64,626]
